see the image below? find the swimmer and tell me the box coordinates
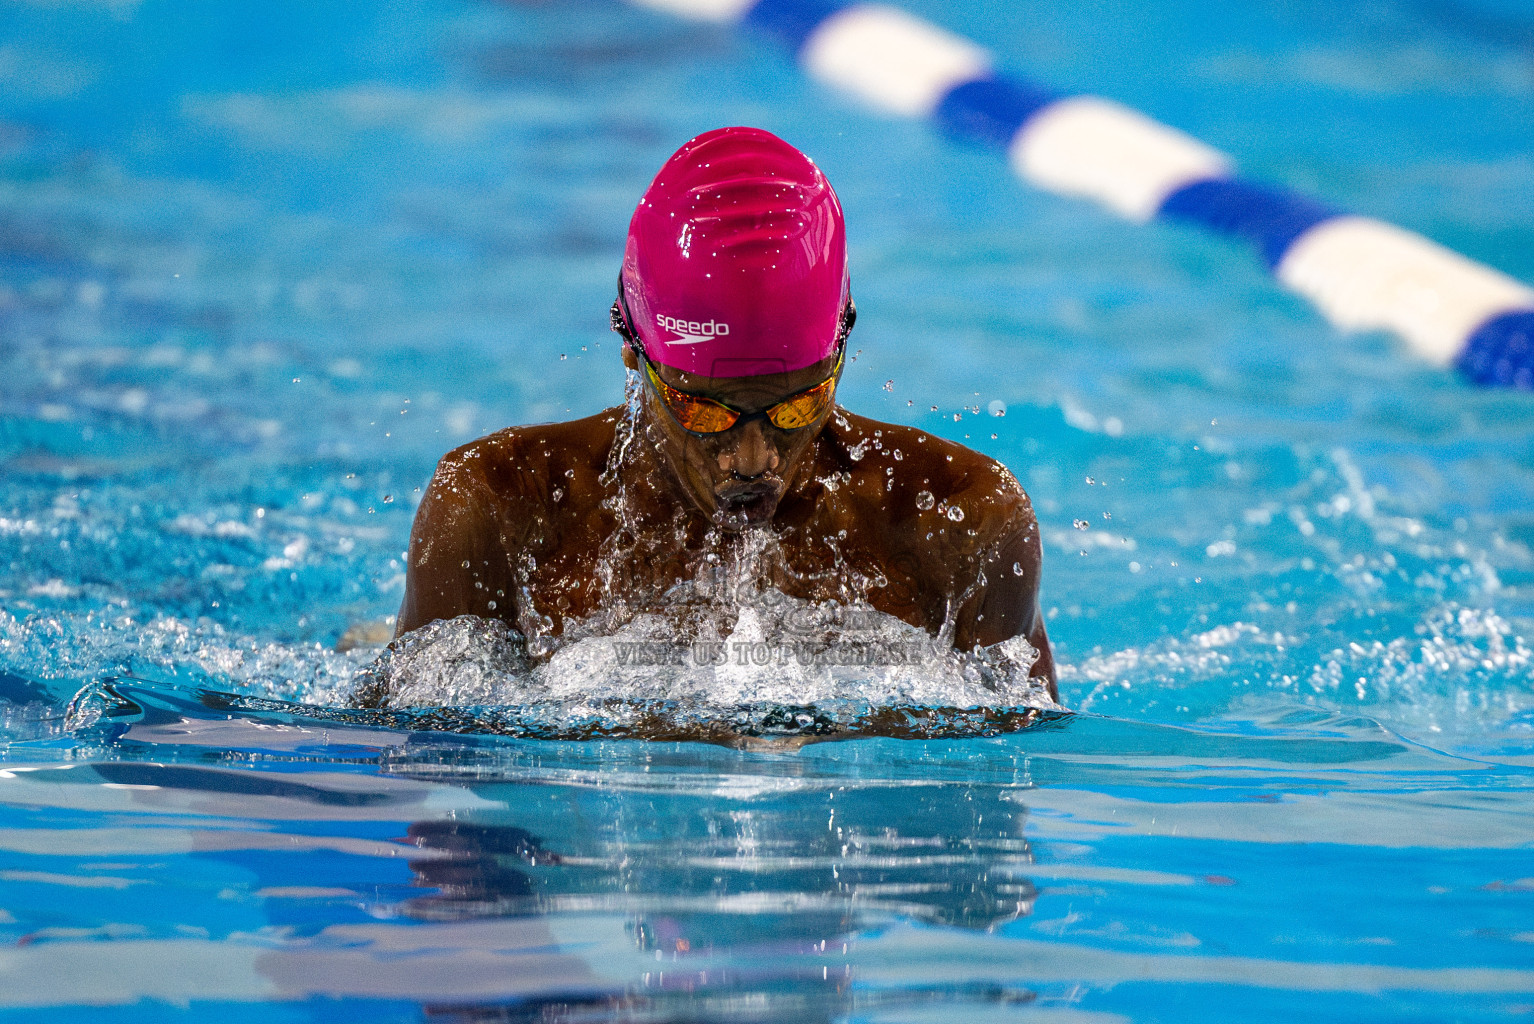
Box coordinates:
[396,127,1055,698]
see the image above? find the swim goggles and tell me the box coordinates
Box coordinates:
[610,283,853,436]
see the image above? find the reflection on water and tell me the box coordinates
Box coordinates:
[2,675,1530,1020]
[398,779,1038,1021]
[7,677,1054,1020]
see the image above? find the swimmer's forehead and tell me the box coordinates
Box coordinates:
[653,352,839,409]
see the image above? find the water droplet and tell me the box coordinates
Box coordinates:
[382,495,394,503]
[987,400,1006,417]
[946,506,965,522]
[1012,561,1024,576]
[560,354,567,360]
[1102,511,1111,520]
[1073,519,1089,530]
[915,491,935,511]
[930,405,938,412]
[892,449,903,461]
[951,413,961,422]
[883,380,894,392]
[1085,476,1095,485]
[487,600,497,610]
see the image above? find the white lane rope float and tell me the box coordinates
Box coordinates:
[627,0,1534,389]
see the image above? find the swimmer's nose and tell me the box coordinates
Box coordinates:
[716,418,779,479]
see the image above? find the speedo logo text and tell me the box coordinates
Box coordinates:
[656,314,730,345]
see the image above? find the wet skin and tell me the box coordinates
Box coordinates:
[396,347,1056,697]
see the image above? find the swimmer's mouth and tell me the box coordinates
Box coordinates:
[714,481,782,528]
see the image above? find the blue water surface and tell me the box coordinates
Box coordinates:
[2,0,1534,1019]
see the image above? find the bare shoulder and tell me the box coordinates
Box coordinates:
[824,410,1034,544]
[426,408,623,507]
[398,408,624,637]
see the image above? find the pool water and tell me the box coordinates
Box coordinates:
[3,0,1534,1019]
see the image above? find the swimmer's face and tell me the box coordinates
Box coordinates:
[623,348,839,531]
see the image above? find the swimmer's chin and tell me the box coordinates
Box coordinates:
[711,483,783,531]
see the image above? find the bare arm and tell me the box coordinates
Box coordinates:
[395,454,509,637]
[952,490,1057,700]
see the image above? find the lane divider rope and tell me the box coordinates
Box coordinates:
[629,0,1534,389]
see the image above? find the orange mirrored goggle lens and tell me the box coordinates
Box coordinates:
[644,362,740,433]
[643,356,839,435]
[762,375,836,430]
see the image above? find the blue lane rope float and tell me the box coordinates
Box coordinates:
[627,0,1534,389]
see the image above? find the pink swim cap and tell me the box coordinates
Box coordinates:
[620,126,849,378]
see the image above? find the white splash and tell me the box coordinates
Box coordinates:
[363,590,1052,714]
